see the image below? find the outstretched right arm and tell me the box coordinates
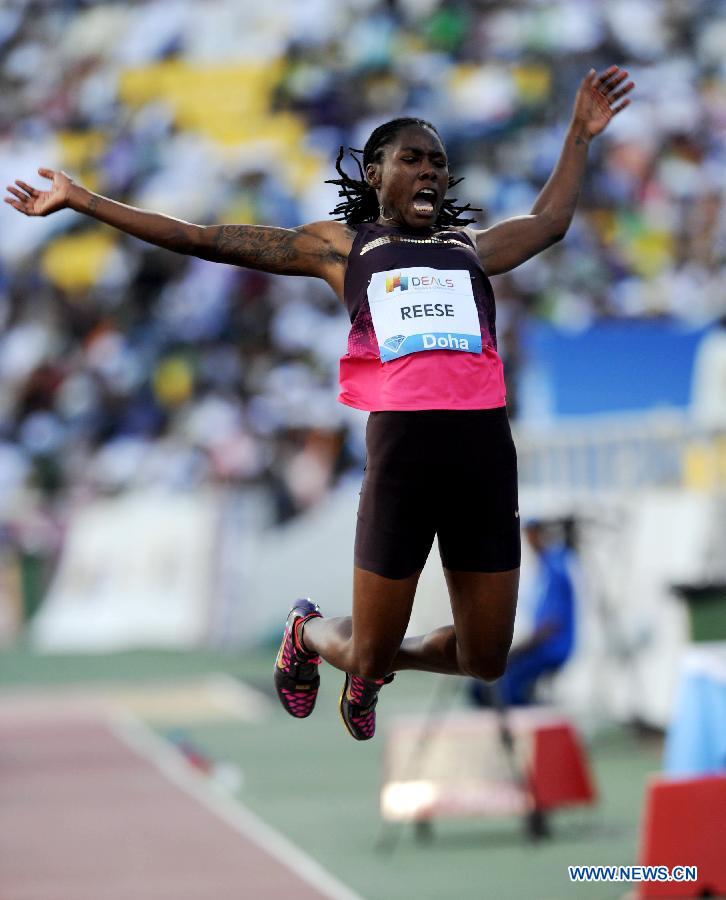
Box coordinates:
[5,168,352,290]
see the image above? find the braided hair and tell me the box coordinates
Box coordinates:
[326,117,479,228]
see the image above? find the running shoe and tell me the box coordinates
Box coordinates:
[274,599,322,719]
[339,672,395,741]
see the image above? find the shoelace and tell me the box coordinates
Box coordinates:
[347,675,388,706]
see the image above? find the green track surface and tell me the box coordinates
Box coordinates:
[1,643,662,900]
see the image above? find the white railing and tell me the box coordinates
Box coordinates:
[513,409,718,493]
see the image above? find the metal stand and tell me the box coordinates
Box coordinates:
[375,675,460,854]
[485,682,550,841]
[376,677,550,854]
[413,820,434,843]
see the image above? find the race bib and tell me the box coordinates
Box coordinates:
[368,267,482,362]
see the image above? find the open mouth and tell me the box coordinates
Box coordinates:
[412,188,437,216]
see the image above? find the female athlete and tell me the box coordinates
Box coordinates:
[5,66,633,740]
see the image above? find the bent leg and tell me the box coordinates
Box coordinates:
[445,568,519,680]
[302,563,518,681]
[302,566,420,680]
[393,568,519,678]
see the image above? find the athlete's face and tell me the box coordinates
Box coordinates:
[366,125,449,229]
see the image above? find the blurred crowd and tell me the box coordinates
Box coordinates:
[0,0,725,573]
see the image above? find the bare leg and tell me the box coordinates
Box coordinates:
[394,569,519,678]
[302,566,421,680]
[302,567,519,681]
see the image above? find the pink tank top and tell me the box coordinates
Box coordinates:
[338,223,506,411]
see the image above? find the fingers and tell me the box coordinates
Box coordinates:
[38,167,55,179]
[602,72,635,115]
[590,65,632,94]
[597,65,619,77]
[584,65,621,88]
[596,64,621,87]
[600,70,628,95]
[5,181,36,214]
[4,197,21,210]
[3,196,28,215]
[587,65,635,112]
[608,81,635,103]
[15,180,38,197]
[7,185,28,201]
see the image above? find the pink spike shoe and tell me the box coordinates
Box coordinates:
[339,672,395,741]
[274,599,322,719]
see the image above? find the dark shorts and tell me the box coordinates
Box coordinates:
[354,408,521,579]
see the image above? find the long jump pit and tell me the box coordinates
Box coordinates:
[0,678,360,900]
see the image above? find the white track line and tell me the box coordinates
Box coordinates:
[112,712,364,900]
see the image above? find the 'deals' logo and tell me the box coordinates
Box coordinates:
[386,273,409,293]
[410,275,454,289]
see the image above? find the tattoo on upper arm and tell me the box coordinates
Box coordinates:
[214,225,304,270]
[213,225,346,271]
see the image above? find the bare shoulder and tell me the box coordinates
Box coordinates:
[449,223,506,274]
[449,224,486,256]
[292,220,356,300]
[458,215,553,276]
[445,224,479,240]
[297,219,356,259]
[457,225,479,240]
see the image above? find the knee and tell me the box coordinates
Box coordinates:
[349,645,395,681]
[466,659,507,682]
[461,646,509,682]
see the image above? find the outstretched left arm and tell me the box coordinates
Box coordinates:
[467,65,635,276]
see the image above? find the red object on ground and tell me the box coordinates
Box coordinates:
[528,722,597,810]
[637,774,726,898]
[381,709,597,823]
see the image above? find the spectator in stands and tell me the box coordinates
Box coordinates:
[0,0,724,598]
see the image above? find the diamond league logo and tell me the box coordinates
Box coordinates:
[383,334,406,353]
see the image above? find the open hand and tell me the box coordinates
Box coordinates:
[571,66,635,139]
[4,168,73,217]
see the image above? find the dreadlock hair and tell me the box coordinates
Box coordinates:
[326,117,480,228]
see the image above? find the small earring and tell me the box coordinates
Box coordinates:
[379,204,394,222]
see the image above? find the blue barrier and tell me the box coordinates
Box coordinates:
[518,320,707,418]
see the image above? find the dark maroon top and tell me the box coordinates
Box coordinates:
[338,222,506,411]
